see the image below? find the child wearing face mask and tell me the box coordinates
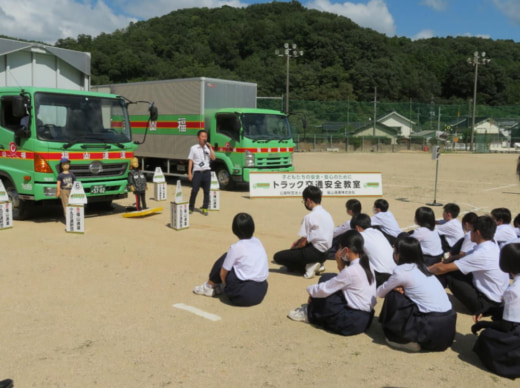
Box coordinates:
[287,230,377,336]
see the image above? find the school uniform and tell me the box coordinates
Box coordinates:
[188,143,212,211]
[328,220,353,260]
[410,227,444,266]
[359,228,396,286]
[448,240,510,317]
[274,205,334,272]
[473,274,520,379]
[333,219,352,238]
[494,224,518,249]
[306,259,376,336]
[459,231,477,254]
[377,263,457,351]
[208,237,269,306]
[371,211,401,238]
[436,219,464,252]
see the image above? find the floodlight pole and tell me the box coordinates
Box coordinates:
[467,51,490,152]
[275,43,303,114]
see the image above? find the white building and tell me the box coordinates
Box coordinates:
[0,37,90,90]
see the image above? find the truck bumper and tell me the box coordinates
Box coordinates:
[30,179,130,202]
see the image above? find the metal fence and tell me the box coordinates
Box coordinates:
[257,99,520,153]
[293,134,520,153]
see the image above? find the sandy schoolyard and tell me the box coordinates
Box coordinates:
[1,151,519,387]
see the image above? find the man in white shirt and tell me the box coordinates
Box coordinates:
[429,215,510,320]
[273,185,334,279]
[188,130,216,215]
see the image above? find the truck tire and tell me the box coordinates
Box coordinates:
[3,179,30,220]
[215,166,234,190]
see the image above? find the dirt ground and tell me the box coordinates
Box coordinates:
[1,151,519,387]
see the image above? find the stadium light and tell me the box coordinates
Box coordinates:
[467,51,491,152]
[275,43,303,114]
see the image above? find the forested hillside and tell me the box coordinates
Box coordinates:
[54,1,520,105]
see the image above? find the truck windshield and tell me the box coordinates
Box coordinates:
[34,92,132,144]
[242,113,292,141]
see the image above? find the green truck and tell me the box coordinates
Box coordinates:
[0,87,144,219]
[92,77,295,189]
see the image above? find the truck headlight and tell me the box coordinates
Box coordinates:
[44,187,57,197]
[245,150,255,167]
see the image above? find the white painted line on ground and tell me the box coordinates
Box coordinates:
[460,203,487,213]
[172,303,222,321]
[483,184,518,192]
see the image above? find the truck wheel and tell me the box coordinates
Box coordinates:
[215,167,234,190]
[3,180,30,220]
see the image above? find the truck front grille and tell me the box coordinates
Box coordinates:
[255,155,292,168]
[70,162,128,178]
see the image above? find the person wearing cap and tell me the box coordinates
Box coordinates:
[56,158,76,217]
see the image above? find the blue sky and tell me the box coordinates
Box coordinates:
[0,0,518,44]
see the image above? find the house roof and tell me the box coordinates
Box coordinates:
[410,130,437,138]
[352,122,400,137]
[0,37,91,76]
[377,110,416,125]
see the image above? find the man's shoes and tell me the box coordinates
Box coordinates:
[201,208,209,216]
[193,282,215,297]
[304,262,321,279]
[0,379,13,388]
[385,337,421,352]
[288,304,309,323]
[318,264,326,273]
[189,208,194,214]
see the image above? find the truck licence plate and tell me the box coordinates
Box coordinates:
[90,185,106,194]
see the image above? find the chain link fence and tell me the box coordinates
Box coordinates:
[257,98,520,153]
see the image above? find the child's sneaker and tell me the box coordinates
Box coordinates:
[304,262,321,279]
[288,304,309,323]
[193,282,215,297]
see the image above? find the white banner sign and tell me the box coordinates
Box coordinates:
[249,172,383,198]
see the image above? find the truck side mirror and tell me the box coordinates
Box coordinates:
[149,103,158,121]
[12,96,27,118]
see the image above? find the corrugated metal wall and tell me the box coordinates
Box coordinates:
[0,39,89,90]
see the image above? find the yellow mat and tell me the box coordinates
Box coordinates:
[122,207,163,218]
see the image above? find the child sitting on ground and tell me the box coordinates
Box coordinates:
[472,243,520,379]
[435,203,464,253]
[193,213,269,307]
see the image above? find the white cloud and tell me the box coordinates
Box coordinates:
[412,29,435,40]
[492,0,520,25]
[420,0,447,12]
[0,0,135,44]
[0,0,253,44]
[307,0,396,36]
